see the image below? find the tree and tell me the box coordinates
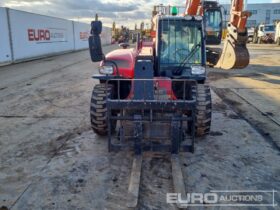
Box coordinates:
[140,22,144,31]
[135,23,137,30]
[112,22,116,32]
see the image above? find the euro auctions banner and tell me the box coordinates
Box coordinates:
[73,22,90,50]
[27,28,68,43]
[0,8,12,64]
[73,22,112,50]
[0,8,112,65]
[9,9,75,61]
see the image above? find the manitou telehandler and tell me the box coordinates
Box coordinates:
[88,0,250,207]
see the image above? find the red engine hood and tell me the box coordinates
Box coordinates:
[104,48,137,78]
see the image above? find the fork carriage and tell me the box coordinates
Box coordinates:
[106,79,196,155]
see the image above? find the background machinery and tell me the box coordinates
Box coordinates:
[252,23,276,44]
[88,0,250,207]
[275,21,280,45]
[186,0,251,69]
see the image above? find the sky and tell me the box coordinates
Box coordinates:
[0,0,280,28]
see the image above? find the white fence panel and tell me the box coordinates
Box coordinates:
[73,22,90,50]
[9,9,75,61]
[0,8,12,64]
[101,27,112,45]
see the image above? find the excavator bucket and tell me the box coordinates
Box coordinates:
[214,17,250,70]
[215,38,250,69]
[213,0,251,70]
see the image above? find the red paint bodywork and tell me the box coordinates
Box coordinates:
[126,78,177,100]
[102,45,177,100]
[102,48,137,78]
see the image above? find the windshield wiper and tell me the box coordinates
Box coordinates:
[173,43,201,75]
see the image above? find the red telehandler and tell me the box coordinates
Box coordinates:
[88,0,250,207]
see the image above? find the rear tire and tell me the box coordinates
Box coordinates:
[90,83,116,136]
[194,84,212,137]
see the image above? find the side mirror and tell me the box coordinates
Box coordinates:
[89,21,103,62]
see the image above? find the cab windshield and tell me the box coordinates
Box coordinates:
[159,19,202,70]
[205,9,222,32]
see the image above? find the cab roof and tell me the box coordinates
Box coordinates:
[158,15,203,21]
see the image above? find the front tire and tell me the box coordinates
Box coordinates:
[195,84,212,137]
[90,83,116,136]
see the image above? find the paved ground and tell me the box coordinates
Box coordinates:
[0,44,279,210]
[209,44,280,148]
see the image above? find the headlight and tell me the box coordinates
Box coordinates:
[191,66,206,75]
[99,65,114,75]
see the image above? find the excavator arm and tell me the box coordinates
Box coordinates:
[185,0,251,69]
